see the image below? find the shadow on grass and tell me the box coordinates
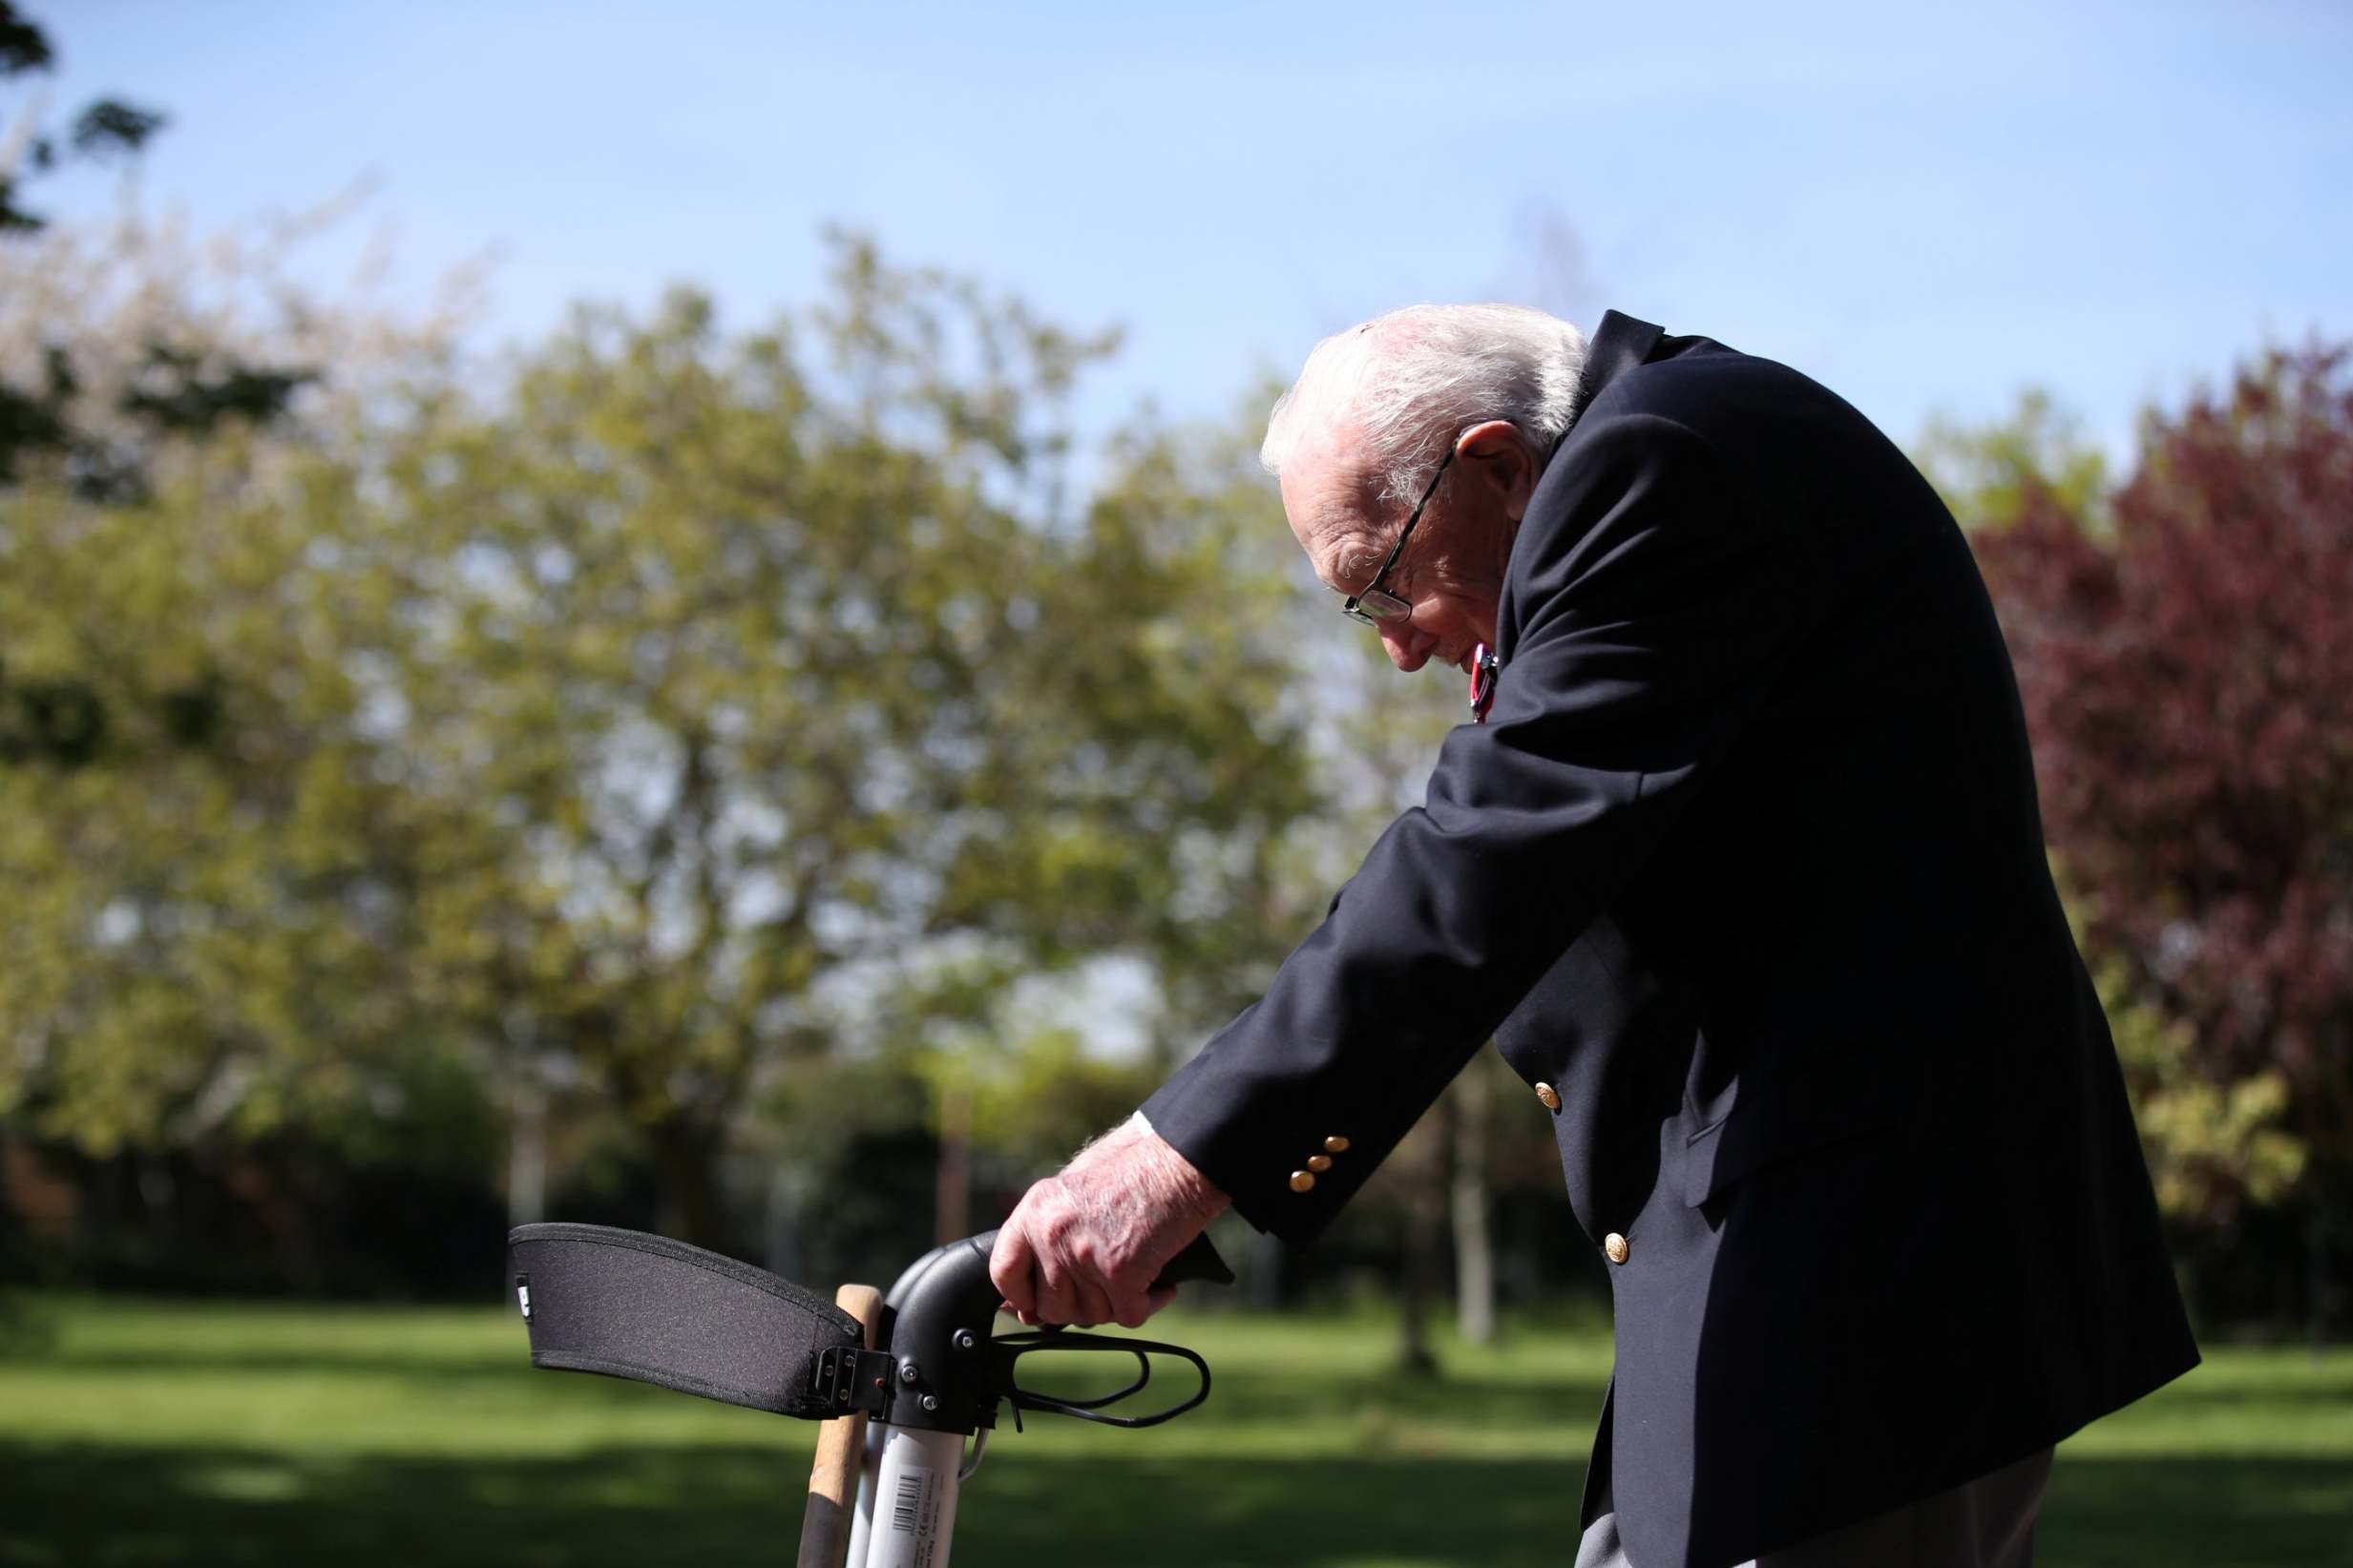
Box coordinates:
[1024,1363,1612,1430]
[2112,1378,2353,1409]
[10,1346,1608,1426]
[23,1348,540,1377]
[0,1296,59,1362]
[1,1441,2348,1568]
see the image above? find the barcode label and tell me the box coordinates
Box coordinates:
[876,1460,945,1567]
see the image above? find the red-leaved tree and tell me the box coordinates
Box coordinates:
[1975,345,2353,1278]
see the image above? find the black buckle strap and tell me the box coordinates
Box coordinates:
[809,1345,897,1418]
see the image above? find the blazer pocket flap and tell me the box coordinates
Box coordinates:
[1680,1087,1881,1206]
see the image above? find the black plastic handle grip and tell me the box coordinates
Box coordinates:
[887,1228,1231,1434]
[1151,1231,1236,1290]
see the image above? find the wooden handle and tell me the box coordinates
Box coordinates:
[797,1283,886,1568]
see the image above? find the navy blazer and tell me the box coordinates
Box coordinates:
[1143,312,2198,1567]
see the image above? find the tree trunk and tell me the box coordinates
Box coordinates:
[649,1116,726,1251]
[935,1083,972,1247]
[1247,1228,1286,1311]
[1452,1067,1497,1346]
[2308,1170,2346,1356]
[765,1162,806,1283]
[507,1079,547,1230]
[1397,1123,1444,1377]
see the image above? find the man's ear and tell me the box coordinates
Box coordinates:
[1454,420,1540,521]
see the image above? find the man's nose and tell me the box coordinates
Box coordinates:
[1380,620,1435,672]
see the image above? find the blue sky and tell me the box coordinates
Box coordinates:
[31,0,2353,467]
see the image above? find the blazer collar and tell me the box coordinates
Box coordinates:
[1501,311,1667,658]
[1567,310,1665,437]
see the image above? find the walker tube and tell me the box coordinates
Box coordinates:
[859,1426,965,1568]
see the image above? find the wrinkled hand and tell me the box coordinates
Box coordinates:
[989,1114,1229,1328]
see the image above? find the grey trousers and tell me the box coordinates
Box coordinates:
[1572,1448,2055,1568]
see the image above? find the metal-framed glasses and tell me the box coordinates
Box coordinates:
[1336,443,1459,626]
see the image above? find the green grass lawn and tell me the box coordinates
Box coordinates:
[2,1292,2348,1567]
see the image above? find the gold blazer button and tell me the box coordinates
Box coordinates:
[1535,1082,1562,1112]
[1604,1232,1630,1265]
[1289,1170,1317,1193]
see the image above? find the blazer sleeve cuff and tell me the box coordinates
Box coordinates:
[1140,1007,1458,1245]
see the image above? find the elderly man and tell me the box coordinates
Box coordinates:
[989,307,2197,1567]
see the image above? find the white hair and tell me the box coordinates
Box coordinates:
[1261,303,1589,516]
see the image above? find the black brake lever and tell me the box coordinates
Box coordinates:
[982,1230,1227,1427]
[989,1329,1212,1429]
[993,1337,1151,1410]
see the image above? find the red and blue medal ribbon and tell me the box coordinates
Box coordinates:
[1469,643,1499,723]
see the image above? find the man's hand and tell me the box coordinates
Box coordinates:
[989,1113,1230,1329]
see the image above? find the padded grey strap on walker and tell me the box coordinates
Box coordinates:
[511,1222,862,1418]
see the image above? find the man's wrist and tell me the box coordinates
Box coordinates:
[1126,1111,1230,1224]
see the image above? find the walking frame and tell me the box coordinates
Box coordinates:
[508,1222,1232,1568]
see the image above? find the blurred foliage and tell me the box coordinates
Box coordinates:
[0,4,170,236]
[1973,344,2353,1244]
[2099,958,2306,1224]
[753,1024,1166,1286]
[0,425,467,1157]
[1,227,1320,1252]
[0,3,331,500]
[370,244,1317,1244]
[1918,387,2111,531]
[946,1029,1161,1175]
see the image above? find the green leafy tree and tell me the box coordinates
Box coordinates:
[2096,959,2305,1224]
[1,53,481,1181]
[0,426,467,1159]
[5,228,1323,1256]
[1917,388,2111,531]
[0,4,477,1178]
[373,240,1318,1244]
